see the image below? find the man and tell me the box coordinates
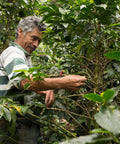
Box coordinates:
[0,16,86,144]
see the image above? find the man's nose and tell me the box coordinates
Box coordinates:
[33,40,39,47]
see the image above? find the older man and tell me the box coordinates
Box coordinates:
[0,16,86,144]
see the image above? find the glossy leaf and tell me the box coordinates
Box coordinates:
[59,133,112,144]
[104,51,120,61]
[102,89,115,104]
[24,83,30,90]
[14,69,29,76]
[20,106,29,114]
[84,93,103,103]
[90,128,111,134]
[9,108,16,123]
[0,105,4,119]
[3,107,11,122]
[95,106,120,135]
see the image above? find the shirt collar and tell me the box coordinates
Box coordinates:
[9,42,31,57]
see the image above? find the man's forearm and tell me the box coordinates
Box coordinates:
[21,77,63,91]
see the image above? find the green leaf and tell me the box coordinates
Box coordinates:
[102,89,115,104]
[20,106,29,114]
[3,107,11,122]
[58,134,112,144]
[50,4,59,13]
[39,6,54,14]
[104,51,120,61]
[84,93,103,103]
[0,105,4,119]
[12,72,25,79]
[28,67,40,73]
[107,22,120,28]
[7,98,14,103]
[90,128,111,134]
[14,69,29,76]
[14,69,27,73]
[32,72,48,81]
[24,83,30,90]
[33,77,44,81]
[8,108,16,136]
[95,106,120,135]
[34,102,46,108]
[9,108,16,123]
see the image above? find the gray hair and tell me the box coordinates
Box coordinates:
[15,16,46,39]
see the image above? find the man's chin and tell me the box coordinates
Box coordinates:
[26,48,34,54]
[29,46,36,50]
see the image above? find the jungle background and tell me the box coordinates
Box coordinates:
[0,0,120,143]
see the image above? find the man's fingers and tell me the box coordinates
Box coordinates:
[45,98,53,107]
[79,82,86,86]
[45,97,54,107]
[36,90,55,107]
[45,90,55,107]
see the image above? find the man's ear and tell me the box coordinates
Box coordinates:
[18,28,23,38]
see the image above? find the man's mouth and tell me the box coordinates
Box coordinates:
[29,46,36,50]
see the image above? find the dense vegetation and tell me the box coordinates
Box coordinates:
[0,0,120,143]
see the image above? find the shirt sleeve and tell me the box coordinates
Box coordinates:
[1,46,29,89]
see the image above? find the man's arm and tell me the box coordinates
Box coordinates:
[21,75,86,92]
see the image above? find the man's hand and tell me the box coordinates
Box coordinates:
[36,90,55,107]
[62,75,86,92]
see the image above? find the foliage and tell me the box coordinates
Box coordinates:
[14,67,48,89]
[104,51,120,61]
[58,88,120,144]
[84,89,115,104]
[38,0,120,93]
[59,134,112,144]
[0,0,120,144]
[0,0,40,52]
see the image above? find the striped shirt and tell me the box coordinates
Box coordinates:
[0,42,33,96]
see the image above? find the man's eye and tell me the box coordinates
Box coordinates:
[32,38,36,41]
[31,37,41,44]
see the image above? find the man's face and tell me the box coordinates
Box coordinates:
[18,27,42,54]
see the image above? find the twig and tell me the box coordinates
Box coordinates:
[46,107,93,120]
[52,121,76,138]
[67,112,85,130]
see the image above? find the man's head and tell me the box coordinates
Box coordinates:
[15,16,46,54]
[15,16,46,39]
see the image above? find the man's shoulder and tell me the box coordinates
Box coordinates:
[5,45,22,53]
[1,45,24,57]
